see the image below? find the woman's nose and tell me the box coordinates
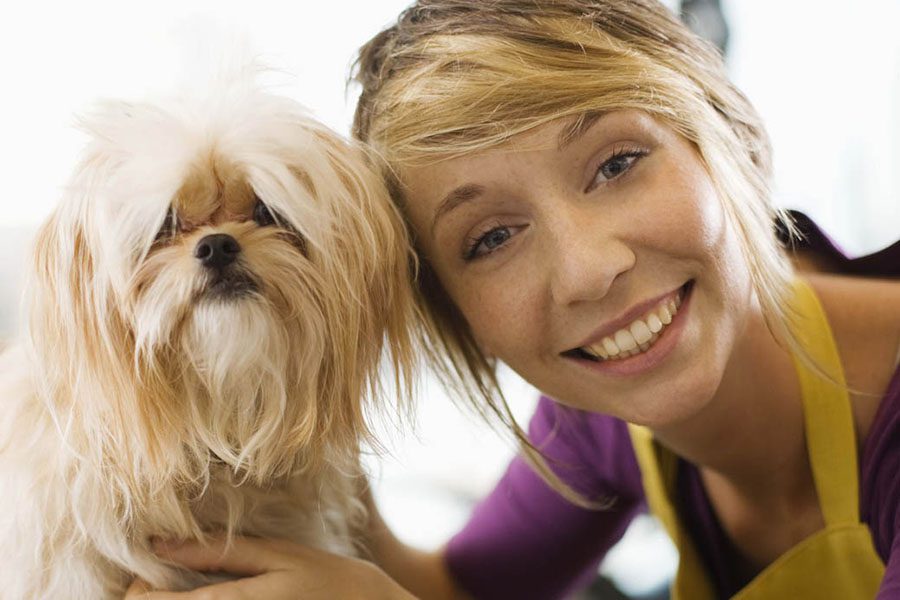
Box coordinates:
[548,213,635,306]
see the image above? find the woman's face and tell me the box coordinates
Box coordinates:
[400,110,755,427]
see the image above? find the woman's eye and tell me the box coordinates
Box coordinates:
[592,150,646,187]
[253,199,277,227]
[465,226,516,260]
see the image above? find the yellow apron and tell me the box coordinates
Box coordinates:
[628,279,885,599]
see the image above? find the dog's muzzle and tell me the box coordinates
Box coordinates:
[195,234,259,300]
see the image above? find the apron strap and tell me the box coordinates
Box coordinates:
[787,278,859,527]
[628,423,717,599]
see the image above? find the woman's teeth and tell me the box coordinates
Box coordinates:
[579,290,683,362]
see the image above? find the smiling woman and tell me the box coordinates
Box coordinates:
[347,1,900,599]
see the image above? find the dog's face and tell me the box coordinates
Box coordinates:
[26,84,416,485]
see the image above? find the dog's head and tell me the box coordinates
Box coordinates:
[26,74,417,486]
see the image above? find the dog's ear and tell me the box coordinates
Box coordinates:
[27,207,105,368]
[343,145,420,422]
[291,137,419,454]
[24,158,175,478]
[26,176,138,385]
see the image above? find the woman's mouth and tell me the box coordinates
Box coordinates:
[562,280,694,370]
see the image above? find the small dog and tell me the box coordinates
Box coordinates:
[0,64,416,599]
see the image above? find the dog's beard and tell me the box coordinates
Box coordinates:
[182,297,292,478]
[125,228,341,486]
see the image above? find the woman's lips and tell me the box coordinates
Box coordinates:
[563,280,694,377]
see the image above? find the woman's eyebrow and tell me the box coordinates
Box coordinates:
[430,183,485,235]
[558,112,605,150]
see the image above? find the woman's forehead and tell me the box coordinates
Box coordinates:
[400,110,665,187]
[397,114,589,194]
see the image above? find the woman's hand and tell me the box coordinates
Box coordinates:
[124,536,417,599]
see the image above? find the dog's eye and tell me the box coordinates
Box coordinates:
[253,200,277,227]
[252,197,307,255]
[154,208,176,244]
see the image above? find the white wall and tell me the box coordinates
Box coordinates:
[725,0,900,255]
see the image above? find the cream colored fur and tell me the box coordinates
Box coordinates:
[0,66,415,599]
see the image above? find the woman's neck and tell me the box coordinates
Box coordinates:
[651,302,811,504]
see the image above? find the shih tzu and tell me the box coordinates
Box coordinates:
[0,65,416,599]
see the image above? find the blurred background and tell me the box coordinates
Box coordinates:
[1,1,898,598]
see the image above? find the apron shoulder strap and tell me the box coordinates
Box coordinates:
[787,278,860,527]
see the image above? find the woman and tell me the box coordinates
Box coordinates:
[129,1,900,598]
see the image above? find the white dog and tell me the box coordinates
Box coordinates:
[0,65,416,599]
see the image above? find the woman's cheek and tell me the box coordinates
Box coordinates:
[461,270,540,362]
[642,158,727,261]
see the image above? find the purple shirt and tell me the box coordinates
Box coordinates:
[445,212,900,599]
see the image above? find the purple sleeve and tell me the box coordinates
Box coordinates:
[862,366,900,600]
[879,538,900,600]
[444,397,645,600]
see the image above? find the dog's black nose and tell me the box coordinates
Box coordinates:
[195,234,241,270]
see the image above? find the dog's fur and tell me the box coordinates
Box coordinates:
[0,67,416,599]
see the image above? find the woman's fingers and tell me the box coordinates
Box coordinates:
[124,539,403,600]
[125,575,277,600]
[125,578,152,596]
[152,536,291,576]
[124,577,187,599]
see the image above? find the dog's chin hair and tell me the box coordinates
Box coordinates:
[125,232,355,485]
[185,296,280,390]
[181,297,296,479]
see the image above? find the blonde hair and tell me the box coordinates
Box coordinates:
[352,0,801,506]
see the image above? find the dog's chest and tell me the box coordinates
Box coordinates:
[181,469,359,556]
